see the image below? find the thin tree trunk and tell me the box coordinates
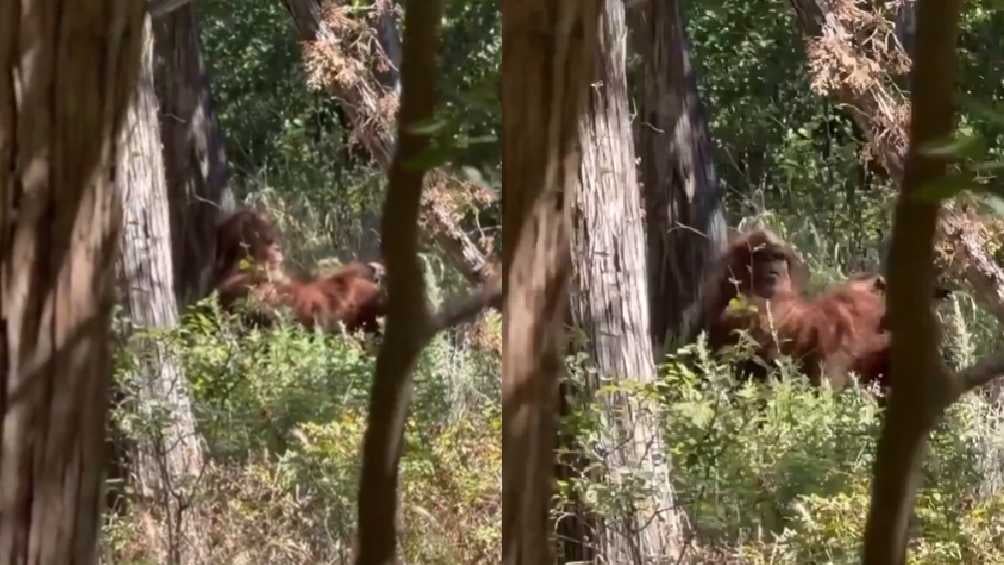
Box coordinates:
[354,1,442,562]
[115,16,207,565]
[862,1,962,562]
[568,0,684,561]
[632,0,727,351]
[153,2,234,307]
[0,2,144,563]
[502,2,601,564]
[895,0,917,57]
[352,4,503,560]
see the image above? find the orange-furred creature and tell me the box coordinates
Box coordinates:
[211,208,386,334]
[281,261,387,334]
[701,229,892,388]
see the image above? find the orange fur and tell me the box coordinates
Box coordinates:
[211,209,385,334]
[703,229,891,388]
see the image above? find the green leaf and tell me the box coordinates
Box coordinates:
[404,144,457,171]
[913,173,979,203]
[407,117,452,136]
[959,94,1004,128]
[918,133,987,161]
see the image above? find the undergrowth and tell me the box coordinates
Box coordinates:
[102,294,501,564]
[559,335,1004,564]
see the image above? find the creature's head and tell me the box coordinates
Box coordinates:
[718,228,808,301]
[215,208,285,277]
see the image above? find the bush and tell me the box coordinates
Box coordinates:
[560,341,1004,563]
[103,295,501,564]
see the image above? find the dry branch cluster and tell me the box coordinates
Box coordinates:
[935,201,1004,318]
[298,1,499,283]
[421,170,499,273]
[799,0,1004,327]
[303,2,400,158]
[805,0,911,175]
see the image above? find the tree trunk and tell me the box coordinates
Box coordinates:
[115,16,207,565]
[502,1,601,563]
[632,0,727,352]
[354,1,442,562]
[567,0,684,561]
[0,2,144,563]
[862,1,962,562]
[153,3,234,307]
[352,2,505,561]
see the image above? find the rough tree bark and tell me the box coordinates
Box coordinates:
[566,0,684,561]
[862,1,961,562]
[114,15,207,565]
[280,0,498,284]
[632,0,728,351]
[502,2,601,564]
[153,2,234,307]
[0,2,144,563]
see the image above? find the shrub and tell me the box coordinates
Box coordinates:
[560,340,1004,563]
[103,295,501,564]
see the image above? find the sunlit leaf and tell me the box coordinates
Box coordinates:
[918,133,987,161]
[407,117,452,136]
[959,94,1004,128]
[914,173,979,203]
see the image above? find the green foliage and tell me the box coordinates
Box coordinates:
[103,292,502,563]
[686,0,892,273]
[437,0,501,187]
[198,0,500,268]
[561,340,1004,563]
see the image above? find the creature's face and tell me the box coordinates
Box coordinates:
[366,262,386,284]
[238,220,283,273]
[748,244,793,299]
[262,241,284,270]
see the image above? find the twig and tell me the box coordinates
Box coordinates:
[959,352,1004,392]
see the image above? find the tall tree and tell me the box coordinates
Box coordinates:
[354,0,501,562]
[567,0,684,561]
[862,0,960,560]
[114,14,207,565]
[632,0,728,351]
[855,0,1004,561]
[502,1,601,564]
[0,2,144,563]
[152,2,234,306]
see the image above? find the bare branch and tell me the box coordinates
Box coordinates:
[936,207,1004,326]
[959,352,1004,392]
[430,277,502,334]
